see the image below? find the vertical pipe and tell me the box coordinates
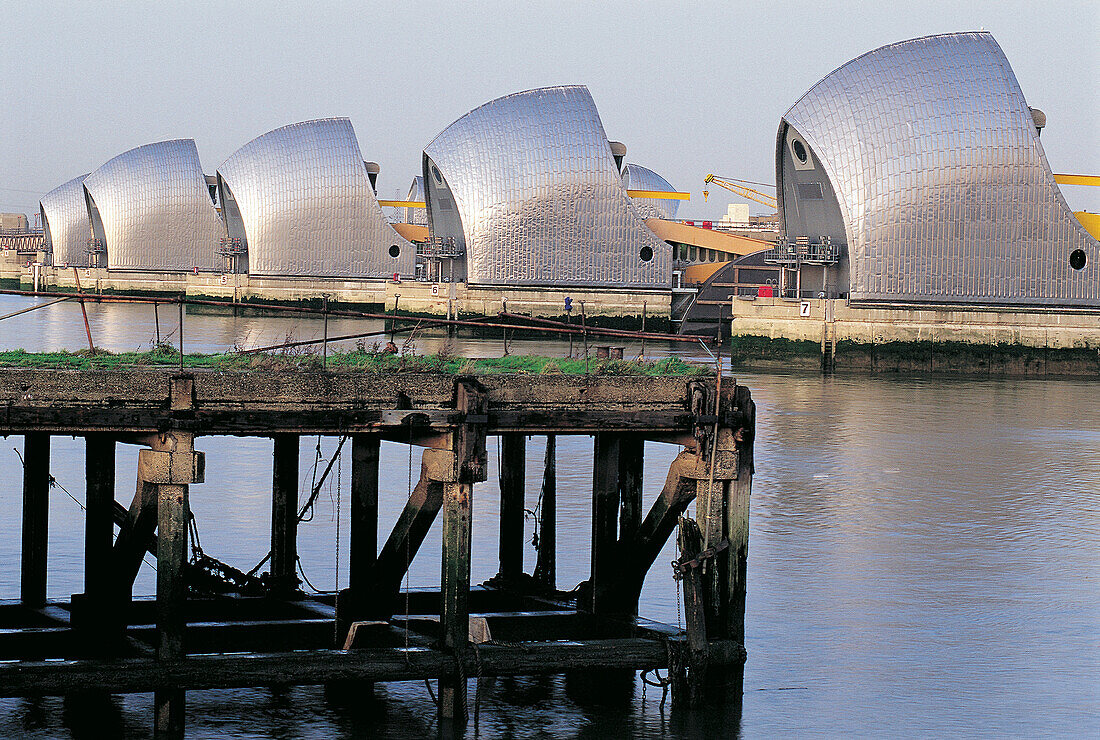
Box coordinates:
[84,435,115,626]
[533,435,556,589]
[349,435,380,594]
[498,434,526,580]
[21,433,50,607]
[590,433,620,613]
[154,302,161,346]
[155,482,189,737]
[271,434,300,597]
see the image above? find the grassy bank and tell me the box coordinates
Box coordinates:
[0,348,710,376]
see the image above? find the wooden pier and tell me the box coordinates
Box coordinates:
[0,367,754,735]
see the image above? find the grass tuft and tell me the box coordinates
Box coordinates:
[0,348,712,376]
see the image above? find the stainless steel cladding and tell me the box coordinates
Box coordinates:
[404,177,427,226]
[82,139,222,271]
[216,118,415,278]
[622,163,681,220]
[423,85,670,288]
[778,31,1099,306]
[39,174,90,266]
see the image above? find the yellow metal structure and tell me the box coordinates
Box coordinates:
[645,218,772,258]
[625,189,691,200]
[1073,211,1100,240]
[702,174,777,209]
[378,200,426,208]
[1054,173,1100,187]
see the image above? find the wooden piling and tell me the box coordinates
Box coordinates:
[84,435,115,635]
[154,482,189,737]
[498,433,526,580]
[349,434,380,595]
[724,385,755,644]
[617,435,644,571]
[21,433,50,607]
[271,434,300,597]
[590,433,620,614]
[439,380,488,728]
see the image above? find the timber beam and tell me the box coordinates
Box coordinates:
[0,639,747,697]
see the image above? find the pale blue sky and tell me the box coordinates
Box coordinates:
[2,0,1097,219]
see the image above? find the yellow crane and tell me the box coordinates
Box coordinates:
[703,174,777,210]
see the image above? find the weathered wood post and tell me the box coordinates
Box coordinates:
[136,428,203,738]
[436,379,488,728]
[498,433,526,581]
[724,384,755,645]
[84,434,115,642]
[21,432,50,607]
[590,433,620,613]
[617,434,644,613]
[271,434,300,597]
[348,433,380,605]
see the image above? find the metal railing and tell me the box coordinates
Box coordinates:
[217,237,246,256]
[762,236,841,265]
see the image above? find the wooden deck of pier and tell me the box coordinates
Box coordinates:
[0,367,754,736]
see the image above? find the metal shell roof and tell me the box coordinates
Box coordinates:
[779,31,1099,306]
[216,118,415,278]
[39,174,90,266]
[82,139,222,271]
[623,163,680,220]
[423,85,670,288]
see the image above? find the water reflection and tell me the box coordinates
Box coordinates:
[0,296,1097,737]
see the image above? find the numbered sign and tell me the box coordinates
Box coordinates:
[799,301,811,317]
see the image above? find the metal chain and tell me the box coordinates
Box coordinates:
[671,538,730,580]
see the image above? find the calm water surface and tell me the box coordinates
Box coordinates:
[0,295,1097,738]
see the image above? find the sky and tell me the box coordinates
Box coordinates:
[1,0,1098,221]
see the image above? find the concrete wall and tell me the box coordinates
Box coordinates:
[21,262,669,319]
[730,296,1100,349]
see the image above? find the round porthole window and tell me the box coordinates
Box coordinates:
[431,165,443,185]
[639,246,654,262]
[1069,249,1086,270]
[792,139,808,164]
[389,244,401,258]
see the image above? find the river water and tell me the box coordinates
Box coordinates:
[0,294,1097,738]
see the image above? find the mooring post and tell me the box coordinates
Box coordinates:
[349,434,380,597]
[154,481,189,737]
[439,380,488,728]
[133,428,203,738]
[339,434,380,644]
[590,433,620,613]
[271,434,300,597]
[498,433,526,581]
[21,432,50,607]
[617,434,644,614]
[723,384,755,645]
[84,434,115,639]
[533,435,556,589]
